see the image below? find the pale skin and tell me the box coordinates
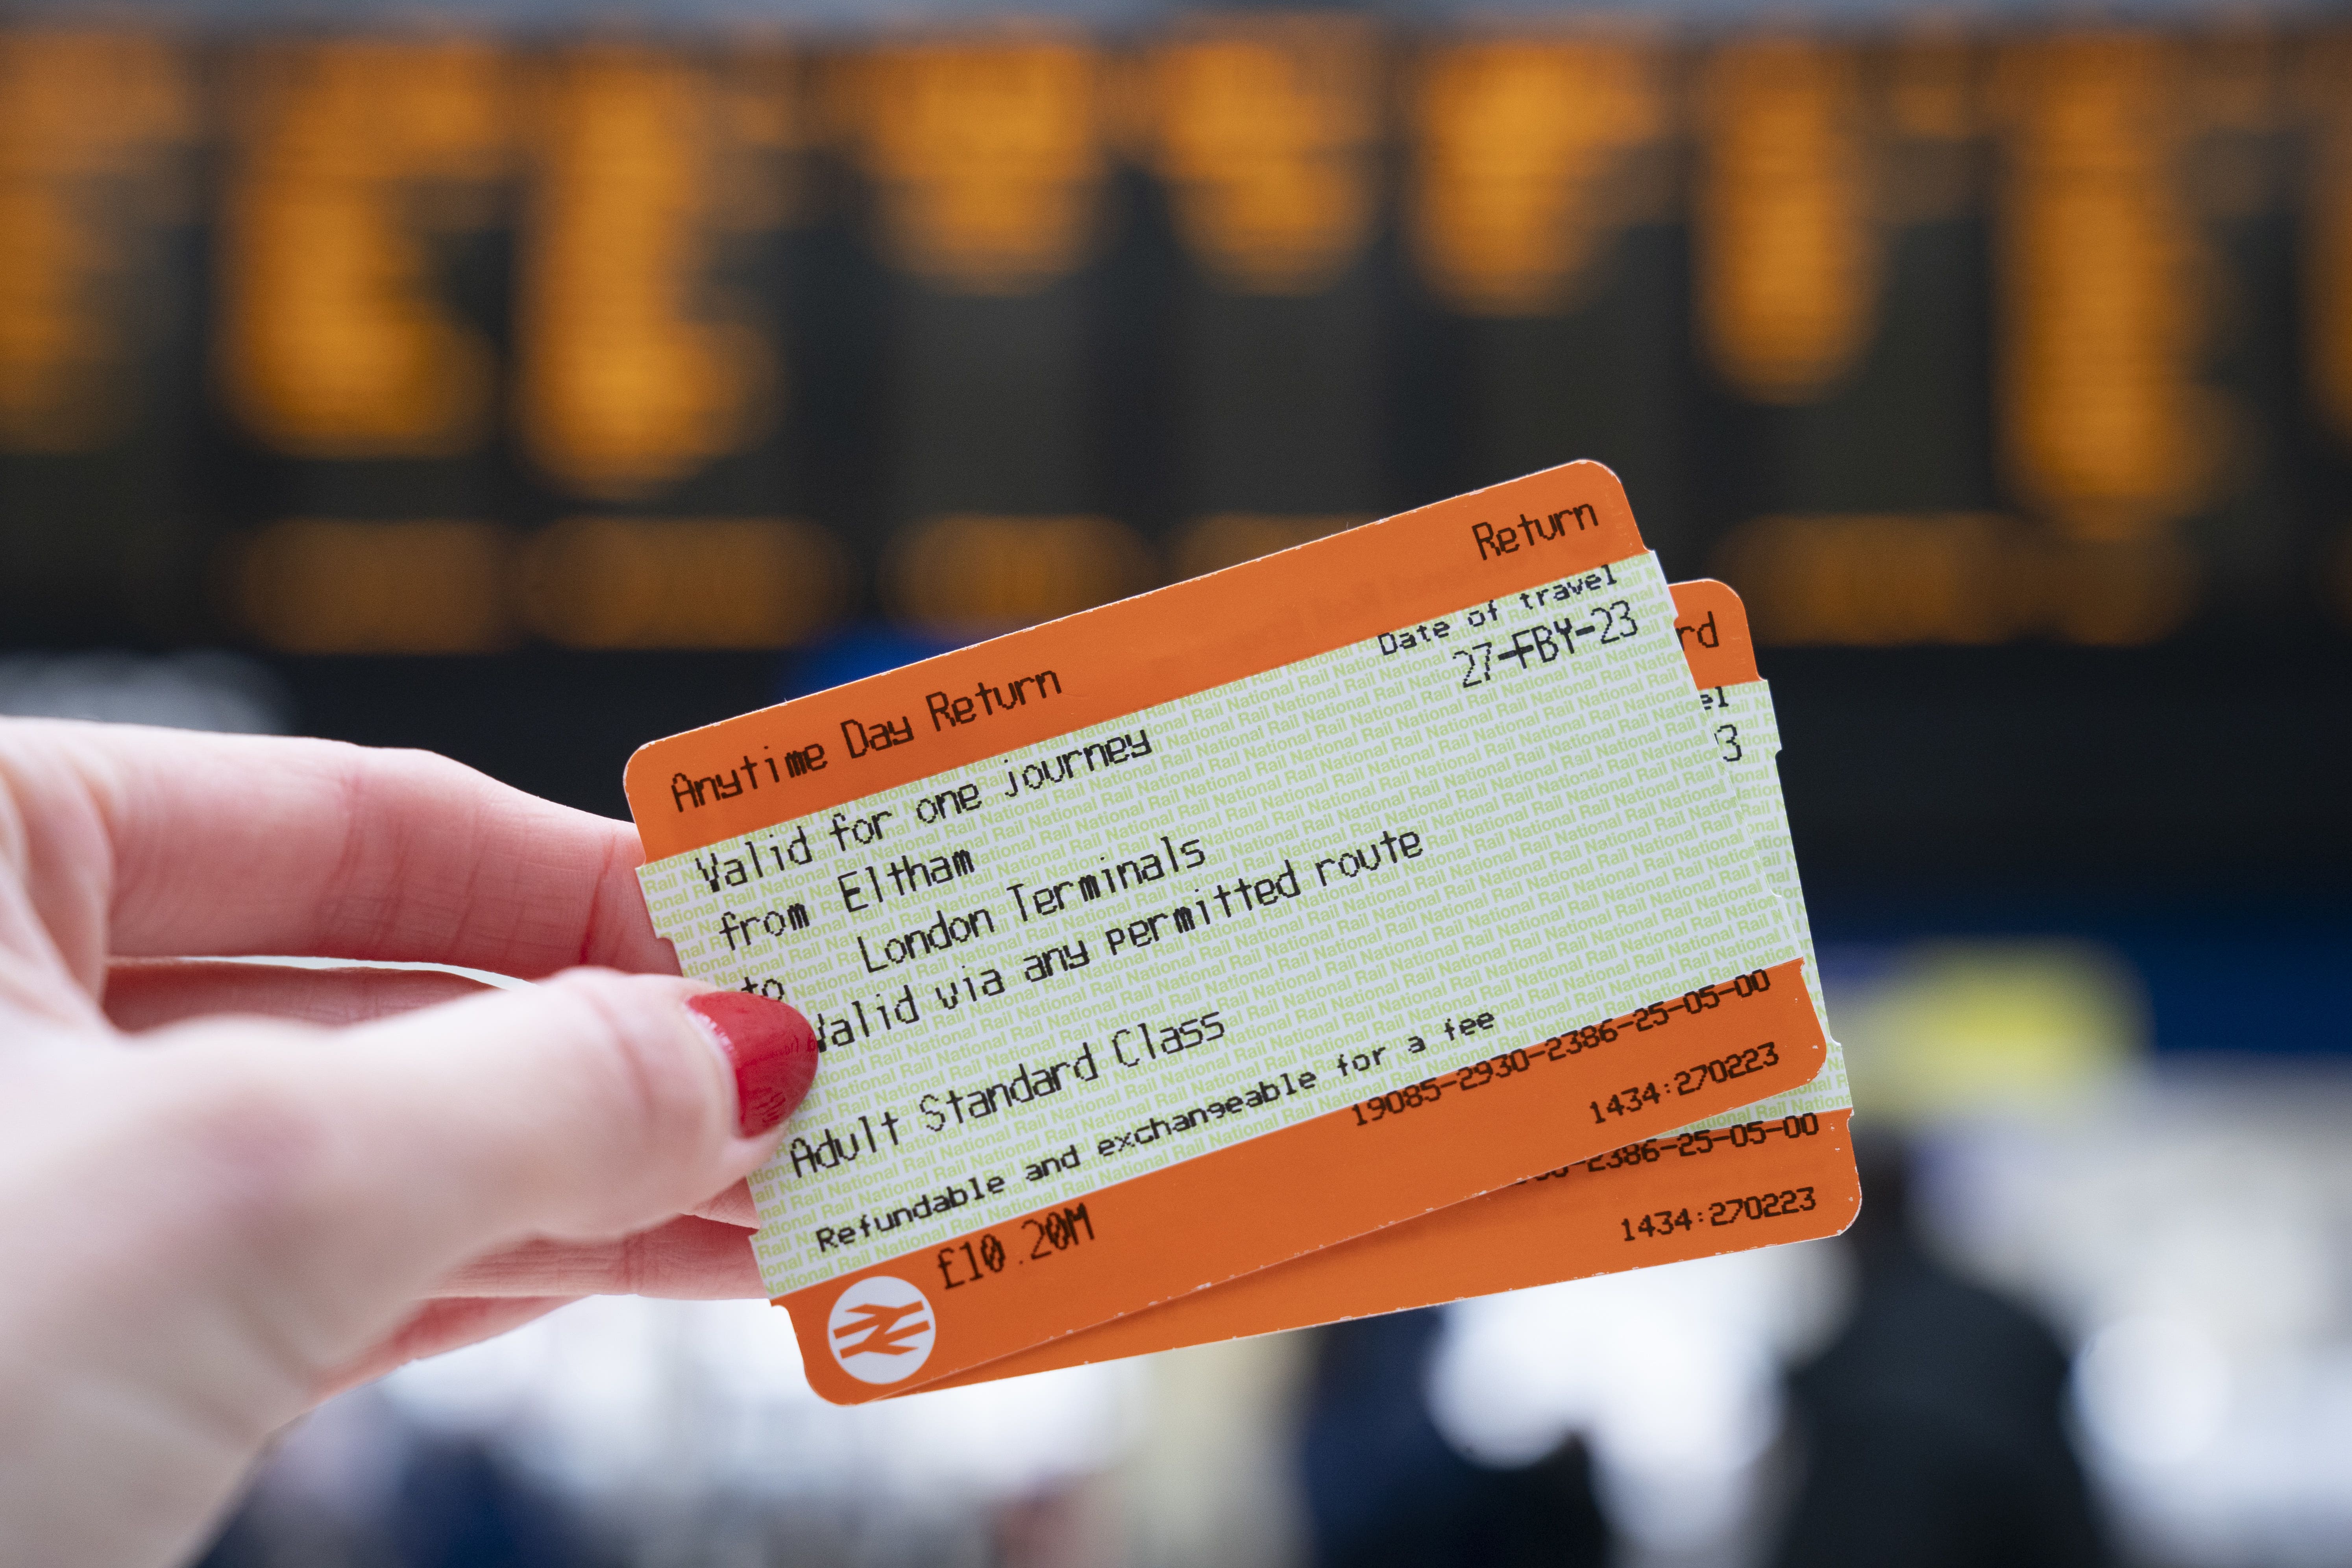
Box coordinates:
[0,719,788,1568]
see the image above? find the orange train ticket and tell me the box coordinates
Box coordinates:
[905,581,1858,1392]
[625,463,1827,1403]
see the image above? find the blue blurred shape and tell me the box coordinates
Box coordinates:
[2130,924,2352,1057]
[779,621,968,703]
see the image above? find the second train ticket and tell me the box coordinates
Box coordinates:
[625,461,1828,1402]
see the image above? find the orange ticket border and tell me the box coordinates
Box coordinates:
[920,1110,1860,1392]
[625,468,1827,1404]
[628,460,1646,858]
[1672,578,1760,690]
[901,584,1855,1393]
[778,965,1821,1402]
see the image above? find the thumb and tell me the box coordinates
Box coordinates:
[6,975,817,1568]
[162,972,817,1384]
[330,971,817,1267]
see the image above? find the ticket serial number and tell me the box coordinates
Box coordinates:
[1586,1041,1781,1125]
[1572,1111,1825,1174]
[1619,1186,1818,1242]
[1343,969,1780,1131]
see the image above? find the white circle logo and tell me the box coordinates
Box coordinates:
[826,1274,937,1384]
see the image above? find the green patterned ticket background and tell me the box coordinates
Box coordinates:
[640,551,1805,1296]
[1673,677,1850,1131]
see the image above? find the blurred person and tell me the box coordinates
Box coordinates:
[0,719,821,1568]
[1769,1139,2108,1568]
[1299,1308,1610,1568]
[381,1434,595,1568]
[194,1430,595,1568]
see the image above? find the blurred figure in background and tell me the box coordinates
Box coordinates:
[196,1432,594,1568]
[1298,1309,1609,1568]
[1770,1140,2108,1568]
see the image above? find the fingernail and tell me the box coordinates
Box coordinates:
[687,993,819,1137]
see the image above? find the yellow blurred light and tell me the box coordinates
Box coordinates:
[1836,941,2145,1125]
[2304,34,2352,449]
[215,39,508,458]
[888,513,1152,634]
[234,519,514,655]
[832,35,1106,294]
[2189,27,2284,140]
[515,44,777,502]
[1884,35,1982,142]
[1877,33,1988,226]
[1407,37,1668,317]
[1714,512,2028,645]
[1695,39,1882,404]
[0,30,194,452]
[1173,512,1363,579]
[1993,33,2219,542]
[2179,40,2285,224]
[517,516,844,650]
[2038,533,2200,646]
[712,49,810,231]
[1713,512,2196,647]
[1130,17,1381,295]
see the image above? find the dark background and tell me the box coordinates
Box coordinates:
[1,11,2345,1048]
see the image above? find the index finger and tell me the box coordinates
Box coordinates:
[5,720,677,978]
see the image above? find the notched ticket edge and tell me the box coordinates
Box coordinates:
[1670,578,1758,691]
[895,583,1855,1394]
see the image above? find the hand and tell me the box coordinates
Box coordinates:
[0,719,818,1568]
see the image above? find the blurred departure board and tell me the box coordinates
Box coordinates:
[0,16,2346,894]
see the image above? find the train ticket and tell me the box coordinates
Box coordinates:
[906,582,1858,1392]
[626,462,1829,1403]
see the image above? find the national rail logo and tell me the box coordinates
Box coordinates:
[827,1274,938,1384]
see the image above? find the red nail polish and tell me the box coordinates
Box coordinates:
[688,993,819,1137]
